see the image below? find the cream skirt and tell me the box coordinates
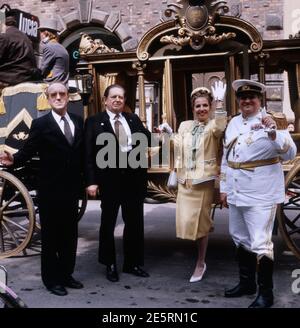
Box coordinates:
[176,180,214,241]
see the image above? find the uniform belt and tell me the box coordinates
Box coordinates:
[228,157,280,170]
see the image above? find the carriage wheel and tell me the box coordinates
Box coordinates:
[77,190,88,222]
[277,160,300,260]
[0,171,35,259]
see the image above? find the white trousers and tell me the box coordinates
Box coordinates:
[228,204,277,260]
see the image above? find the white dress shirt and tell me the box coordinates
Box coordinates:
[220,111,297,206]
[51,110,75,137]
[106,109,132,152]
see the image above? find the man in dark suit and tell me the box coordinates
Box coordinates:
[0,15,39,87]
[0,82,84,296]
[85,84,151,282]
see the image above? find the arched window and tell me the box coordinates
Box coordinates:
[61,26,122,77]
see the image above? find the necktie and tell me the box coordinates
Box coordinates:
[61,116,74,145]
[114,114,127,148]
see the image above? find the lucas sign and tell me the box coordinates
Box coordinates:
[2,7,40,42]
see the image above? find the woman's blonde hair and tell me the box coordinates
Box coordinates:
[42,30,58,41]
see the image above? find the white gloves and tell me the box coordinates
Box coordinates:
[211,81,227,101]
[261,107,268,119]
[158,122,173,135]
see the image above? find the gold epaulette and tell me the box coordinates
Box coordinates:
[267,111,288,130]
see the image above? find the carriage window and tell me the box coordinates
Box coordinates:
[135,82,160,131]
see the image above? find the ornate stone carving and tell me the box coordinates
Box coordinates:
[79,33,119,55]
[160,0,235,50]
[165,0,229,20]
[78,0,93,23]
[230,3,241,18]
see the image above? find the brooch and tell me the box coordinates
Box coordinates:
[245,131,254,146]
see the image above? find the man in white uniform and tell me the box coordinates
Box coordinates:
[220,79,297,308]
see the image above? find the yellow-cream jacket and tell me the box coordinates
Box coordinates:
[174,110,227,184]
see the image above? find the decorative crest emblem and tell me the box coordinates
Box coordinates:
[161,0,236,50]
[13,131,29,141]
[242,86,250,91]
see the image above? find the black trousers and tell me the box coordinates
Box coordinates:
[98,197,144,267]
[39,195,78,288]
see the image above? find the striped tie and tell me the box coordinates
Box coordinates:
[114,114,127,148]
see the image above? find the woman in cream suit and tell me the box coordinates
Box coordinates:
[174,82,227,282]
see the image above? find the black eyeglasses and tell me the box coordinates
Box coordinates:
[48,92,68,98]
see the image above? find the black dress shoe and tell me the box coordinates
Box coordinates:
[106,264,119,282]
[47,285,68,296]
[62,276,84,289]
[123,265,150,277]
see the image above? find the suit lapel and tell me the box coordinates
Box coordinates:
[70,114,82,147]
[123,112,135,133]
[100,111,115,135]
[47,112,69,145]
[48,112,75,147]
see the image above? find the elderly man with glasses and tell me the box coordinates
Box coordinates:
[220,79,297,308]
[0,82,84,296]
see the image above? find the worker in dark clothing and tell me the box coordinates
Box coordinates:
[0,15,40,87]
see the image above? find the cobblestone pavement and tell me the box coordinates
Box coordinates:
[0,201,299,308]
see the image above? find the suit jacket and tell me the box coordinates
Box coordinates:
[14,112,84,199]
[40,40,69,84]
[0,26,38,85]
[84,111,151,200]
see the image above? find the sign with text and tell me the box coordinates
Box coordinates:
[14,9,40,42]
[3,8,40,42]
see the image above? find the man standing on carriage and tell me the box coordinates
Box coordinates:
[220,79,297,308]
[0,13,40,88]
[38,18,69,85]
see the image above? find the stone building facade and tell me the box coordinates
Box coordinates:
[1,0,284,47]
[1,0,295,116]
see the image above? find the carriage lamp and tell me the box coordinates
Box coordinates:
[74,72,93,96]
[74,72,93,119]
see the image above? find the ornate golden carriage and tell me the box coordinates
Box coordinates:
[1,0,300,259]
[76,0,300,260]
